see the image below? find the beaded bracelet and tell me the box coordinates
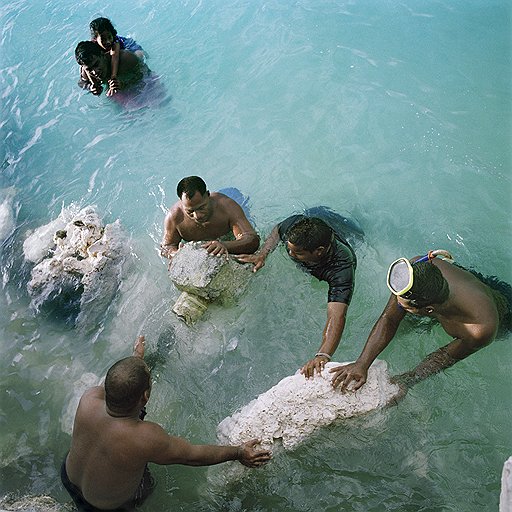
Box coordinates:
[315,352,331,360]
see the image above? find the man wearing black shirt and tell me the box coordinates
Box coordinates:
[237,210,358,378]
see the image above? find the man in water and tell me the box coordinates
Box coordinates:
[160,176,259,259]
[61,336,271,511]
[75,41,147,96]
[237,211,358,377]
[330,251,512,392]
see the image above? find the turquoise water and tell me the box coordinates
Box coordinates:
[1,0,511,510]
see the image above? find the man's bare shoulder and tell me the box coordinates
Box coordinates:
[137,419,167,435]
[118,50,148,81]
[81,386,104,400]
[212,192,237,208]
[131,419,174,458]
[119,49,141,68]
[435,260,500,339]
[438,261,496,304]
[212,193,248,220]
[166,202,185,222]
[75,386,105,417]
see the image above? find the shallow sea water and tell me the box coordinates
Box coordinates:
[0,0,511,510]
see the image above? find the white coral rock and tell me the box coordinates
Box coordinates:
[218,360,399,450]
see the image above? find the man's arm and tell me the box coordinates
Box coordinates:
[236,225,280,271]
[147,427,271,468]
[133,335,145,359]
[330,294,406,390]
[301,302,348,378]
[160,209,183,259]
[393,332,493,388]
[78,67,103,95]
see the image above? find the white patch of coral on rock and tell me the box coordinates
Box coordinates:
[500,456,512,512]
[217,360,399,450]
[23,204,80,263]
[0,187,16,243]
[24,205,126,330]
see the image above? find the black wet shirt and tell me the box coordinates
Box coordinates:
[278,215,357,305]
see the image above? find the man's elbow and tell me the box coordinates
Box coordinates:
[472,322,498,348]
[455,334,494,360]
[471,334,494,352]
[246,234,260,254]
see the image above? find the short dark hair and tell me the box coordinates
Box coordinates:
[75,41,103,66]
[89,17,117,39]
[105,357,151,411]
[287,217,333,252]
[176,176,207,199]
[408,262,450,307]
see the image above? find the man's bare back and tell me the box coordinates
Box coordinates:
[428,259,499,345]
[66,387,150,509]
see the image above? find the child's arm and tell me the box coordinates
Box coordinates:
[107,41,121,96]
[107,52,146,94]
[110,40,121,79]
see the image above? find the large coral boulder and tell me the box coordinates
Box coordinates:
[24,205,125,331]
[218,360,400,450]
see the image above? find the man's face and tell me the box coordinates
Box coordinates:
[182,191,212,225]
[96,31,114,51]
[83,54,108,81]
[287,242,323,263]
[396,296,429,315]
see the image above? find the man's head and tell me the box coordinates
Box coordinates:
[105,356,151,413]
[176,176,211,224]
[75,41,108,80]
[286,217,333,263]
[176,176,208,199]
[393,261,450,313]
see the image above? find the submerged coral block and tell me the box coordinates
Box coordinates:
[217,360,400,450]
[0,494,74,511]
[168,242,252,324]
[172,291,209,325]
[501,456,512,512]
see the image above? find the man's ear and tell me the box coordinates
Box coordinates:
[315,246,326,257]
[142,389,150,403]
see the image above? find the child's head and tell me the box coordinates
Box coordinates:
[89,17,117,51]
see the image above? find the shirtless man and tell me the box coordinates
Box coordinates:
[61,336,271,511]
[75,40,147,96]
[330,250,511,392]
[160,176,259,259]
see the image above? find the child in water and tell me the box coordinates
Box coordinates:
[89,17,144,96]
